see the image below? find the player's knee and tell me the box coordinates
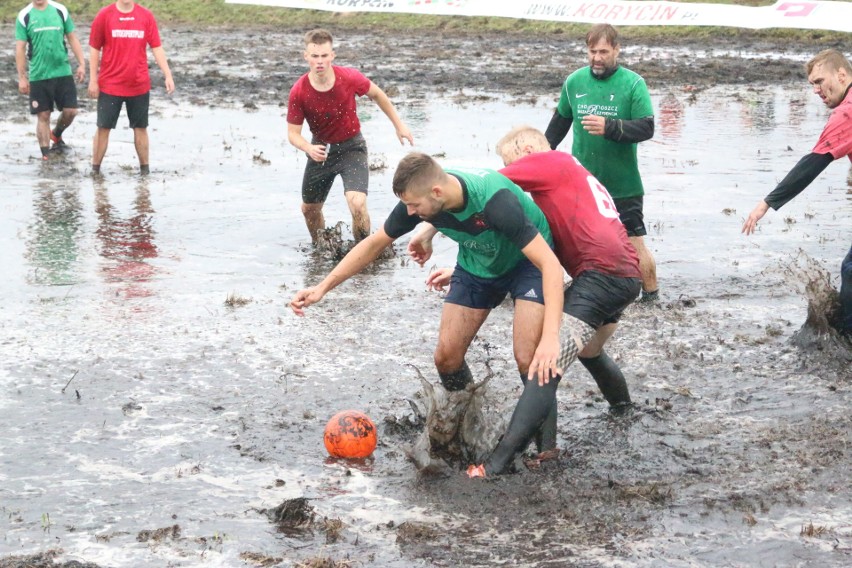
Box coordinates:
[433,347,464,374]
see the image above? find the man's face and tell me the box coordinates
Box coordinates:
[304,42,335,75]
[32,0,48,8]
[587,38,619,77]
[400,189,443,220]
[808,62,849,109]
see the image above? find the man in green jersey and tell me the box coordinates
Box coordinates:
[15,0,86,160]
[291,152,565,422]
[545,24,659,303]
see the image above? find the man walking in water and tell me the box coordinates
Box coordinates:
[743,49,852,337]
[545,24,659,303]
[15,0,86,160]
[287,29,414,243]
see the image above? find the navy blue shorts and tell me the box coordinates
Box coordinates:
[444,259,544,310]
[613,196,647,237]
[301,133,369,204]
[564,270,641,327]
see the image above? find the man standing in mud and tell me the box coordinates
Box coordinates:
[290,152,565,414]
[545,23,659,303]
[743,49,852,337]
[15,0,86,160]
[88,0,175,176]
[287,29,414,244]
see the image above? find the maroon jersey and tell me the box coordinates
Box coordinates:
[287,66,371,144]
[89,3,161,97]
[812,87,852,164]
[500,151,640,279]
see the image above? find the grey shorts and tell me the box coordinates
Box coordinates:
[564,270,641,327]
[301,133,369,204]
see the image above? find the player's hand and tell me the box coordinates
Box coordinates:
[164,76,175,95]
[742,201,770,235]
[397,124,414,146]
[290,287,324,316]
[407,235,433,266]
[18,78,29,95]
[425,267,453,292]
[75,65,86,84]
[306,144,328,163]
[529,333,562,386]
[581,114,606,136]
[87,80,99,99]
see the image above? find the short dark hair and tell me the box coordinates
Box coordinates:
[392,153,445,197]
[304,29,333,47]
[586,24,619,48]
[806,49,852,76]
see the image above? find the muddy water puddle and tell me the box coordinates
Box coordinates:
[1,85,850,567]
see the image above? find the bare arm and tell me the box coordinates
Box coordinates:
[16,41,28,94]
[66,32,86,83]
[151,46,174,94]
[88,46,100,98]
[521,234,564,383]
[366,82,413,146]
[290,228,396,315]
[287,122,328,163]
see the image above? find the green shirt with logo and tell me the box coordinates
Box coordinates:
[16,1,75,82]
[556,66,653,199]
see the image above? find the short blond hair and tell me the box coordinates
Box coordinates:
[806,49,851,75]
[496,126,550,162]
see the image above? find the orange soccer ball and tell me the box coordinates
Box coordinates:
[323,410,377,459]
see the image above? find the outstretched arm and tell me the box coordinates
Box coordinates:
[366,82,413,146]
[290,228,396,315]
[151,46,175,94]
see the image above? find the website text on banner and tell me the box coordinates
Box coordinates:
[224,0,852,33]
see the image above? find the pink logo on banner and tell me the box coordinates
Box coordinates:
[776,2,817,17]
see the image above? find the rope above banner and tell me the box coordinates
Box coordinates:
[224,0,852,33]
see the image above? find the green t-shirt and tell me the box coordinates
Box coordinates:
[16,1,75,82]
[556,66,653,199]
[384,167,552,279]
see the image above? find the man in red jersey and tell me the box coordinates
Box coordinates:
[88,0,174,176]
[743,49,852,337]
[414,126,641,476]
[287,29,413,243]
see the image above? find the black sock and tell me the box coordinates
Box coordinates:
[139,164,150,175]
[520,372,557,453]
[438,361,472,391]
[40,146,50,157]
[52,126,65,138]
[579,351,631,406]
[484,374,560,475]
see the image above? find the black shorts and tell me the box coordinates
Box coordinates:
[97,91,150,129]
[28,75,78,115]
[444,259,545,310]
[613,196,647,237]
[564,270,641,327]
[301,133,369,204]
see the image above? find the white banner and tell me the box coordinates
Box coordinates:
[225,0,852,33]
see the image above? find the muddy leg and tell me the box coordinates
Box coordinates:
[301,202,325,244]
[840,244,852,335]
[579,350,631,407]
[629,235,658,299]
[345,191,370,242]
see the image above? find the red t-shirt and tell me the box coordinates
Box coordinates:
[500,151,640,279]
[812,87,852,164]
[89,3,162,97]
[286,66,371,144]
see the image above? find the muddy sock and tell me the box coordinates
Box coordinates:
[638,289,659,303]
[520,373,557,453]
[139,164,150,176]
[579,351,631,407]
[91,164,101,174]
[52,125,66,138]
[40,146,50,157]
[438,361,472,392]
[484,374,560,475]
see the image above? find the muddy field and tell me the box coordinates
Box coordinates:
[1,22,851,568]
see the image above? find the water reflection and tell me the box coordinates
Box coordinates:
[24,181,84,287]
[737,90,776,133]
[657,91,685,141]
[93,178,159,300]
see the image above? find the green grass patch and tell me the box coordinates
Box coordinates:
[3,1,847,44]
